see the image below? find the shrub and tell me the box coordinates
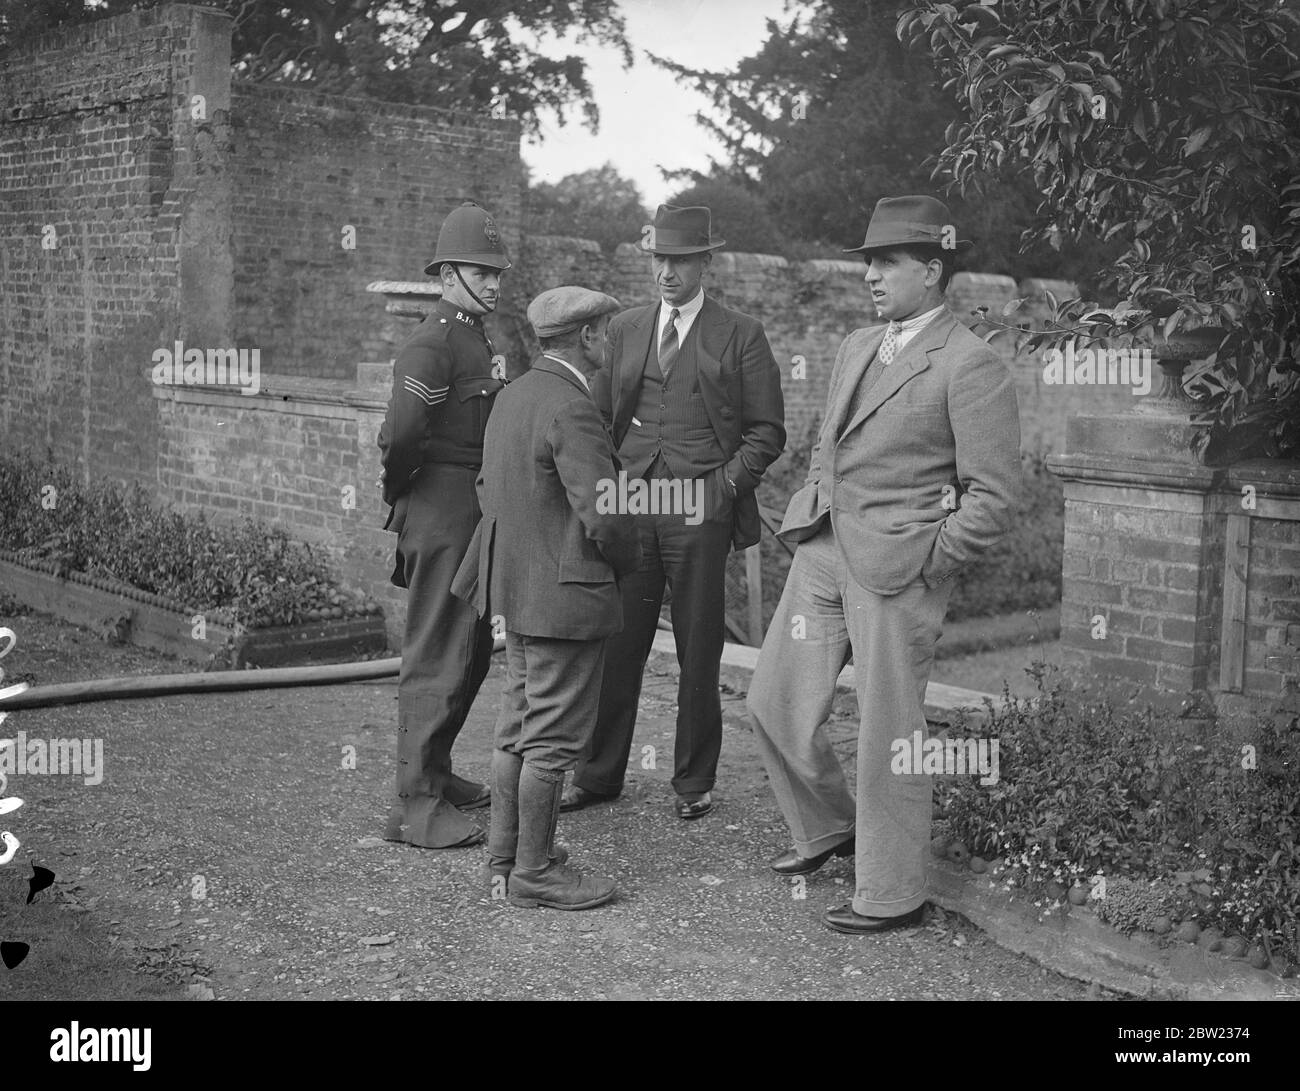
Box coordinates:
[937,666,1300,965]
[0,453,368,630]
[1093,877,1186,936]
[945,452,1063,622]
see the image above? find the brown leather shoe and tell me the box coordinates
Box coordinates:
[823,903,926,935]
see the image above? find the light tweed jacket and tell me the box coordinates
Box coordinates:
[779,307,1023,594]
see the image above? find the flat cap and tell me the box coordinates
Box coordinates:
[527,286,622,339]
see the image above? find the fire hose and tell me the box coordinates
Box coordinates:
[0,620,674,712]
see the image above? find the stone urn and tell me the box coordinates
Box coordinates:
[1133,325,1226,418]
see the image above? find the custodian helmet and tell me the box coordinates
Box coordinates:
[424,201,512,274]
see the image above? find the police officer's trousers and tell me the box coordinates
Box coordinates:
[384,464,495,848]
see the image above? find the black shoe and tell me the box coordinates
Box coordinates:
[675,791,713,820]
[823,903,926,935]
[769,837,854,875]
[560,785,619,812]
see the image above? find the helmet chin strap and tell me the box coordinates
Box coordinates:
[452,263,494,314]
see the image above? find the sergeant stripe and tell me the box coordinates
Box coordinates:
[404,378,448,405]
[404,375,448,397]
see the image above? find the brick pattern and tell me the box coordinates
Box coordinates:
[153,385,403,633]
[1059,487,1220,698]
[1243,514,1300,699]
[1057,468,1300,716]
[0,6,198,487]
[230,81,523,381]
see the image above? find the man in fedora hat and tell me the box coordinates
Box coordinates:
[747,195,1022,933]
[452,286,640,909]
[378,200,512,851]
[562,204,786,821]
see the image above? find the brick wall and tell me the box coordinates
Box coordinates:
[151,375,399,629]
[229,81,522,380]
[1058,478,1223,698]
[0,3,231,488]
[1,2,522,494]
[1052,427,1300,719]
[1225,464,1300,713]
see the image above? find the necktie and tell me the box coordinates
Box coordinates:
[659,307,681,379]
[879,321,900,367]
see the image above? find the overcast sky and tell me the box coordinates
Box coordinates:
[523,0,798,206]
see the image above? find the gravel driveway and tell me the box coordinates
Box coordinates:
[1,607,1095,1000]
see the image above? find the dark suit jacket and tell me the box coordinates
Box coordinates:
[591,294,786,551]
[779,308,1022,594]
[451,356,641,640]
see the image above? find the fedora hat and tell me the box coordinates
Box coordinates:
[843,195,972,255]
[642,204,726,255]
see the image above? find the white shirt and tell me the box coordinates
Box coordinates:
[656,288,705,348]
[885,304,947,362]
[542,352,589,391]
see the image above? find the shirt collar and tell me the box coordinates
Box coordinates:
[889,303,946,335]
[434,297,483,329]
[660,288,705,323]
[541,352,589,390]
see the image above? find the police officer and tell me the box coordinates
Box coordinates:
[378,201,511,850]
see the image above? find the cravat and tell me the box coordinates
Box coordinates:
[879,321,900,367]
[659,307,681,379]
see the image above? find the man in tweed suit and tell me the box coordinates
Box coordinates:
[452,287,640,910]
[747,196,1022,934]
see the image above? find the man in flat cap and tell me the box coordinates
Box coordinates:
[378,200,511,851]
[748,195,1022,934]
[563,203,786,821]
[453,286,640,910]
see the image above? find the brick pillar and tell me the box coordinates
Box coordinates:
[1050,400,1300,721]
[172,4,234,349]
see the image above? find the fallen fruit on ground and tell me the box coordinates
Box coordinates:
[968,856,987,873]
[1152,916,1171,935]
[1176,921,1200,943]
[946,842,970,864]
[1248,947,1270,970]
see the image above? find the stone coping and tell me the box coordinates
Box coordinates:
[147,370,386,414]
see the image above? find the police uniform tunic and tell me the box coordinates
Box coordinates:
[378,297,504,848]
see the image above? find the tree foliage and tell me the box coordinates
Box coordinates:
[652,0,1118,283]
[0,0,631,135]
[899,0,1300,461]
[524,163,647,253]
[664,175,791,256]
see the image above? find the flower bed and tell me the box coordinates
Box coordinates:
[0,455,385,667]
[930,664,1300,976]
